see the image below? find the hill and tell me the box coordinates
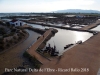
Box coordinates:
[55,9,100,13]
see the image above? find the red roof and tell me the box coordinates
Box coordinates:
[10,19,18,22]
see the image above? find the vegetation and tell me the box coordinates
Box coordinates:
[0,21,5,25]
[6,22,10,27]
[0,22,27,52]
[0,28,6,35]
[6,43,10,48]
[0,38,4,51]
[23,51,42,69]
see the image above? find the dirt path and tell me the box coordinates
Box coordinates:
[0,30,40,74]
[26,20,100,75]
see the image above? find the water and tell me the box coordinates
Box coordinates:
[72,26,82,29]
[0,19,92,55]
[63,25,70,27]
[24,23,93,55]
[0,13,41,17]
[46,28,93,55]
[27,23,52,29]
[91,25,100,31]
[43,16,57,18]
[16,18,31,20]
[1,19,12,21]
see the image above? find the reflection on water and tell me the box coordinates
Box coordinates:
[28,23,52,29]
[72,26,82,29]
[91,25,100,31]
[46,29,93,55]
[26,23,93,55]
[63,25,70,27]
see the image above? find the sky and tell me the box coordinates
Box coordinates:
[0,0,100,13]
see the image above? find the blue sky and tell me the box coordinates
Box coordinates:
[0,0,100,12]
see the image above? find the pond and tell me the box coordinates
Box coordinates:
[91,25,100,31]
[27,23,53,29]
[46,28,93,55]
[72,26,82,29]
[1,18,12,21]
[26,23,93,55]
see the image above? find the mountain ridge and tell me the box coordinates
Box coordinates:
[54,9,100,13]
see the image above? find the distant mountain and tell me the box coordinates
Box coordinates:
[55,9,100,13]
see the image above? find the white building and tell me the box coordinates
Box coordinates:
[9,19,24,27]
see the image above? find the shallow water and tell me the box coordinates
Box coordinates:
[46,28,93,55]
[91,25,100,31]
[27,23,52,29]
[27,23,93,55]
[0,29,40,74]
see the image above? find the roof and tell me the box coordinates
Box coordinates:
[10,19,18,22]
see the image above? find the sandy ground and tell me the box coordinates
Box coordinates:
[26,20,100,75]
[0,30,40,74]
[26,39,100,75]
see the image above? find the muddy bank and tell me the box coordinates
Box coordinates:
[0,30,29,54]
[0,30,40,75]
[39,29,58,49]
[26,28,58,65]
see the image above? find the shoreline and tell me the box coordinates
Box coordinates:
[22,20,97,33]
[0,30,40,75]
[25,20,100,75]
[0,30,29,55]
[1,19,100,75]
[26,28,58,64]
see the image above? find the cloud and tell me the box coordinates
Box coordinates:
[30,0,95,12]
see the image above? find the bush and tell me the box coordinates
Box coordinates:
[3,34,8,37]
[0,38,4,44]
[22,30,26,33]
[20,32,25,36]
[11,29,17,32]
[13,36,16,39]
[6,43,10,47]
[23,51,31,58]
[17,33,20,36]
[18,36,22,40]
[14,40,18,44]
[6,22,10,27]
[23,51,42,69]
[0,28,6,34]
[6,39,9,42]
[0,21,5,25]
[9,39,13,44]
[8,32,15,36]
